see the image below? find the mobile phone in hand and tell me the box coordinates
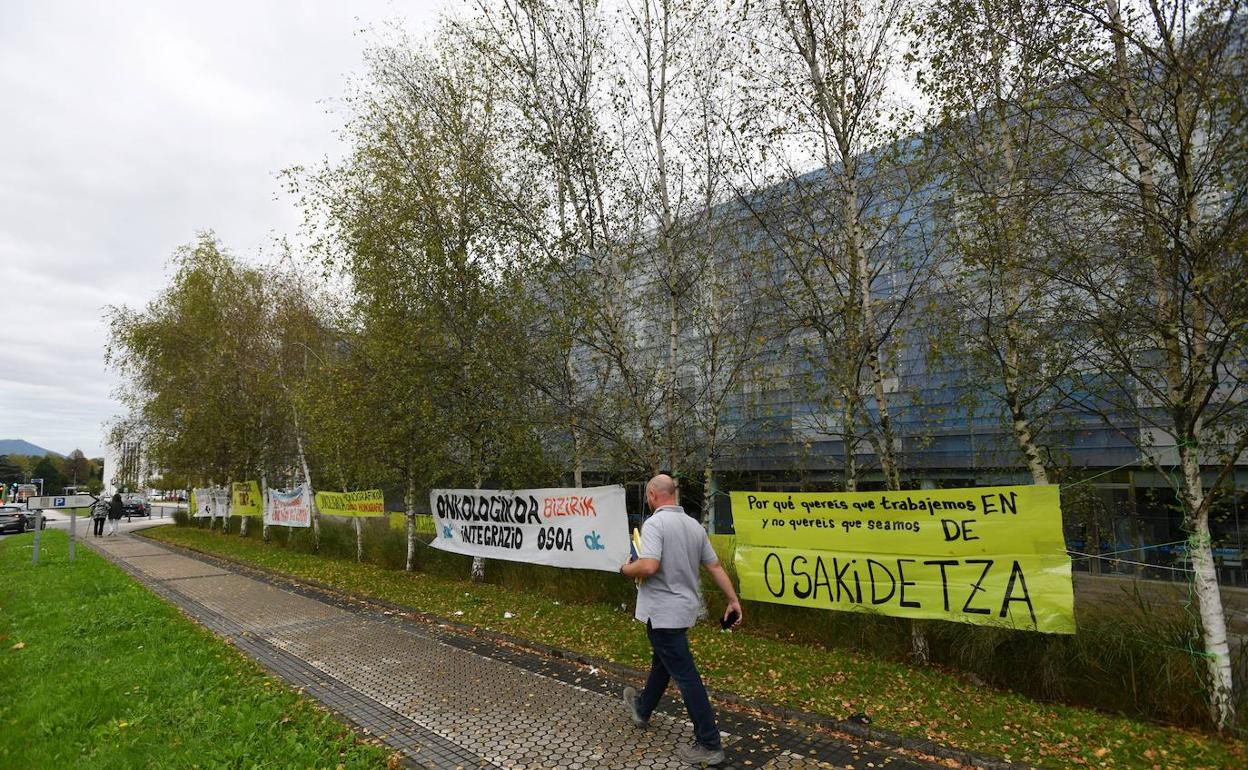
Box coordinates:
[719,609,740,630]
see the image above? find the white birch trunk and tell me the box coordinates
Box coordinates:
[1101,0,1233,729]
[261,474,270,543]
[1182,455,1235,729]
[842,387,859,492]
[1183,460,1236,729]
[405,469,417,572]
[294,428,319,550]
[470,472,486,582]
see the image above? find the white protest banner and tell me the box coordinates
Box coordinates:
[192,487,228,518]
[192,488,214,518]
[429,485,629,572]
[265,484,312,528]
[211,489,230,520]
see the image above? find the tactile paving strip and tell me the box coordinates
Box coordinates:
[170,573,349,631]
[91,539,169,558]
[125,553,230,580]
[269,617,717,770]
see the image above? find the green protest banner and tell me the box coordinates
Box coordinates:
[314,489,385,517]
[231,481,263,517]
[730,485,1074,634]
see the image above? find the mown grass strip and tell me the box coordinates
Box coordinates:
[0,530,391,769]
[143,525,1245,770]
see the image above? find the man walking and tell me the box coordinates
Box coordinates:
[620,474,742,767]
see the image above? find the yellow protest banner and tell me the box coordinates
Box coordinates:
[729,486,1074,634]
[231,481,263,517]
[315,489,385,517]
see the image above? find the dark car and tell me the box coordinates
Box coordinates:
[122,494,151,521]
[0,505,39,534]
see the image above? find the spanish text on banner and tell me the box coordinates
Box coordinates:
[315,489,385,517]
[729,486,1075,634]
[429,485,629,572]
[265,484,312,528]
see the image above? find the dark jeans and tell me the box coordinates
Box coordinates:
[636,621,721,750]
[93,517,105,536]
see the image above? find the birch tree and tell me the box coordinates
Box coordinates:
[106,235,292,508]
[470,0,619,486]
[771,0,926,492]
[290,26,551,581]
[1043,0,1247,730]
[472,1,769,512]
[726,0,931,497]
[739,0,940,659]
[912,0,1094,484]
[610,0,768,500]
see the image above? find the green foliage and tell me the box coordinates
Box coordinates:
[31,456,66,496]
[0,455,20,485]
[106,234,296,486]
[5,454,38,479]
[285,32,558,504]
[64,449,91,486]
[0,530,389,769]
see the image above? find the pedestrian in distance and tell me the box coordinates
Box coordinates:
[91,497,108,537]
[620,473,743,767]
[106,492,123,536]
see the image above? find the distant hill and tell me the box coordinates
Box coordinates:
[0,439,61,457]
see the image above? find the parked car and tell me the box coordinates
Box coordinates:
[0,506,27,534]
[0,505,39,534]
[122,493,151,520]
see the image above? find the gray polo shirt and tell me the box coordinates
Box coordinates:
[635,505,718,629]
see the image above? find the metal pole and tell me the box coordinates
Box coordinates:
[32,509,42,565]
[69,509,76,562]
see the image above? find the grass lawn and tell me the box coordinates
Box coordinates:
[0,530,392,769]
[143,526,1245,770]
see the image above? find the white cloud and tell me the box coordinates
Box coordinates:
[0,0,450,456]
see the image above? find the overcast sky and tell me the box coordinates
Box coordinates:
[0,1,450,457]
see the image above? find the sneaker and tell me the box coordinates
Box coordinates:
[622,686,648,728]
[676,743,725,766]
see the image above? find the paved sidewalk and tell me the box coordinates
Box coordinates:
[88,533,948,770]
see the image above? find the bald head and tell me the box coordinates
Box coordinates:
[646,474,677,509]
